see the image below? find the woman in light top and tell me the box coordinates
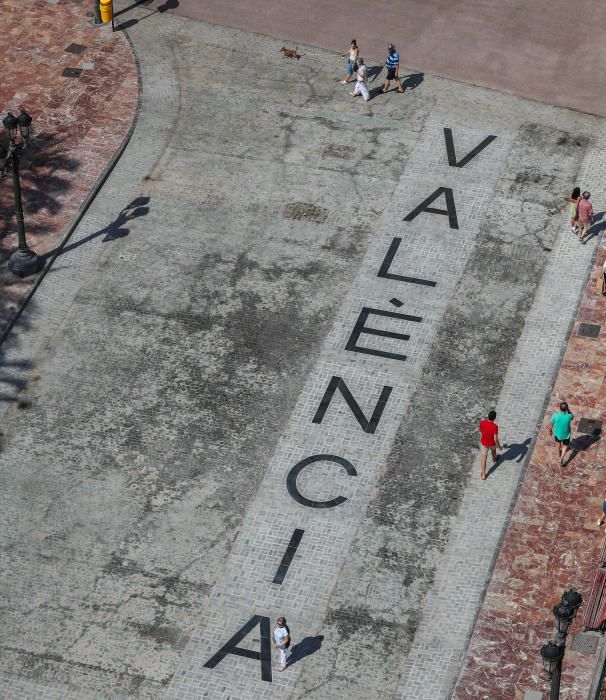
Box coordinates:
[340,39,359,84]
[566,186,581,235]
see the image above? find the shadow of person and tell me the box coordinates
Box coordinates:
[367,65,383,83]
[564,431,601,466]
[287,635,324,667]
[583,212,606,244]
[485,438,531,478]
[401,72,424,90]
[158,0,179,12]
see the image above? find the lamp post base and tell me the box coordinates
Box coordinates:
[8,247,45,277]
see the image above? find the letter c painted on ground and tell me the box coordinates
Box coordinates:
[286,454,357,508]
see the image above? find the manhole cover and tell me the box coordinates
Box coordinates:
[65,43,87,54]
[323,144,350,159]
[282,202,329,224]
[578,323,601,338]
[62,67,82,78]
[570,633,599,654]
[577,418,602,435]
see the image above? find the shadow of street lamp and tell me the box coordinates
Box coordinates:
[0,110,44,278]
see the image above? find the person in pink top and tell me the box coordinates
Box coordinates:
[577,191,594,243]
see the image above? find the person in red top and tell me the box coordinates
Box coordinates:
[479,410,502,481]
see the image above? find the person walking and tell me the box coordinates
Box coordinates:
[479,410,502,481]
[597,496,606,530]
[548,401,574,465]
[577,191,594,243]
[273,617,291,672]
[566,186,581,235]
[340,40,359,84]
[383,44,404,94]
[351,58,370,101]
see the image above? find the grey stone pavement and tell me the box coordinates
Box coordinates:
[0,4,605,699]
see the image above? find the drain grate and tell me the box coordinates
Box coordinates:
[322,144,350,159]
[62,67,83,78]
[578,323,601,338]
[65,43,86,54]
[570,633,599,654]
[282,202,329,224]
[577,418,602,435]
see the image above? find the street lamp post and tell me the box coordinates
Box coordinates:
[539,588,583,700]
[0,111,44,277]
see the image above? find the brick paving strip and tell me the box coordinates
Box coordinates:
[0,0,138,333]
[449,192,606,695]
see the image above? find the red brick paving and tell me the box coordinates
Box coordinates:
[453,240,606,699]
[0,0,138,330]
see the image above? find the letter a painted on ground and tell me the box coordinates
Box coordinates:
[204,615,272,682]
[403,187,459,229]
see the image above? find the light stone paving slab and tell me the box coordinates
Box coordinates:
[394,125,606,700]
[166,118,514,698]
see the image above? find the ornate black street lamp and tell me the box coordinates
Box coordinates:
[539,588,583,700]
[540,641,564,677]
[0,110,44,277]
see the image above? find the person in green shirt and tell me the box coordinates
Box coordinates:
[548,401,574,466]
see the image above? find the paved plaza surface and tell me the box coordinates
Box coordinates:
[1,2,606,699]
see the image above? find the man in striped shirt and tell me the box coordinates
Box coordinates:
[383,43,404,94]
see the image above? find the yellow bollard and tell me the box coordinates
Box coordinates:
[99,0,113,23]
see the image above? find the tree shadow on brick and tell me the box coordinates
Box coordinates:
[0,132,79,335]
[0,132,80,245]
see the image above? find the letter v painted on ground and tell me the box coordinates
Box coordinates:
[443,127,497,168]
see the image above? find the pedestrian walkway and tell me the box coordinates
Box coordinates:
[453,233,606,699]
[0,0,137,332]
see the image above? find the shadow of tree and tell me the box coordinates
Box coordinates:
[0,132,79,246]
[0,131,79,333]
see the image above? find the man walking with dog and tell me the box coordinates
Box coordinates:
[383,43,404,94]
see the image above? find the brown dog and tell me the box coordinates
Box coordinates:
[280,46,301,60]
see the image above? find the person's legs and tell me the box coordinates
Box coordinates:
[481,445,488,480]
[490,446,498,465]
[579,221,589,242]
[598,500,606,526]
[279,646,287,669]
[360,83,370,101]
[560,439,570,465]
[396,76,404,93]
[383,79,390,93]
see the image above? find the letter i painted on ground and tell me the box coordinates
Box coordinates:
[273,528,304,584]
[204,615,273,682]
